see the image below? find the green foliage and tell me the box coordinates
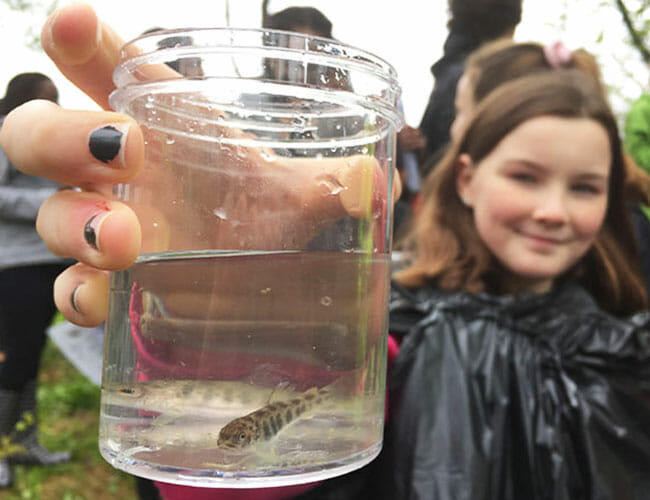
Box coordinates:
[0,435,26,462]
[0,412,37,461]
[0,0,58,50]
[2,0,32,11]
[614,0,650,63]
[38,380,101,419]
[0,0,55,12]
[0,341,138,500]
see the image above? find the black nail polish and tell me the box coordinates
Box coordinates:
[70,286,81,314]
[84,211,109,251]
[89,125,123,163]
[84,214,99,249]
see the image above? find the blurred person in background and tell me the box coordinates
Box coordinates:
[418,0,523,175]
[0,72,72,487]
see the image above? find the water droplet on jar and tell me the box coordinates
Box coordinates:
[213,208,227,220]
[318,179,343,196]
[259,150,276,163]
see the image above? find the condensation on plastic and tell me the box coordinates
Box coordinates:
[110,27,405,148]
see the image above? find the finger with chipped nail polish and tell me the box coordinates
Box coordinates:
[83,211,111,251]
[88,123,131,166]
[0,101,143,186]
[55,263,109,327]
[37,190,141,270]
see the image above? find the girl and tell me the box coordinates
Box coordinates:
[378,70,650,499]
[447,38,650,298]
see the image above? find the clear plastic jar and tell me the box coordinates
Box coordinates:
[102,27,403,487]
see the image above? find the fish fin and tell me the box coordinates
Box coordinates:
[266,381,292,404]
[151,413,181,427]
[142,290,170,318]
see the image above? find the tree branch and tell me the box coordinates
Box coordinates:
[614,0,650,63]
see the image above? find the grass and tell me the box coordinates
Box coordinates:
[0,333,139,500]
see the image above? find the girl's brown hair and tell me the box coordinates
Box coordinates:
[465,39,650,203]
[395,70,648,315]
[466,39,603,102]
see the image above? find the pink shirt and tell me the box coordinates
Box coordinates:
[155,481,317,500]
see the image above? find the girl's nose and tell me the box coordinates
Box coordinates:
[532,191,569,225]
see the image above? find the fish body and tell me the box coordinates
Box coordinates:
[217,385,330,449]
[102,380,287,417]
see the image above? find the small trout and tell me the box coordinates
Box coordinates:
[103,380,290,418]
[217,385,332,449]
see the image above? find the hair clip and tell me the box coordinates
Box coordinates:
[543,41,573,69]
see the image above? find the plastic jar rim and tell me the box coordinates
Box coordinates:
[111,27,405,130]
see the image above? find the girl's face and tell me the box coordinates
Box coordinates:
[456,115,611,293]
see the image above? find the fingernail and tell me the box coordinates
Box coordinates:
[70,285,82,314]
[43,9,62,54]
[84,211,110,251]
[44,4,102,66]
[89,124,130,166]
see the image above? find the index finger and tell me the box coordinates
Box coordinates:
[41,3,124,110]
[42,3,180,111]
[0,100,144,187]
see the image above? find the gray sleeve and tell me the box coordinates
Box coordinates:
[0,146,57,221]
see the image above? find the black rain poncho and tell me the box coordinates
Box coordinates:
[294,282,650,500]
[380,282,650,500]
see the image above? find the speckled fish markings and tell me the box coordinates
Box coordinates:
[217,386,330,449]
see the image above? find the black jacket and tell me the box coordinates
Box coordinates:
[629,203,650,298]
[297,282,650,500]
[418,32,480,173]
[381,282,650,500]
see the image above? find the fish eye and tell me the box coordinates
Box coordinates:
[239,432,247,441]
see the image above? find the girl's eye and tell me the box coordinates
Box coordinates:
[571,183,601,195]
[510,172,536,184]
